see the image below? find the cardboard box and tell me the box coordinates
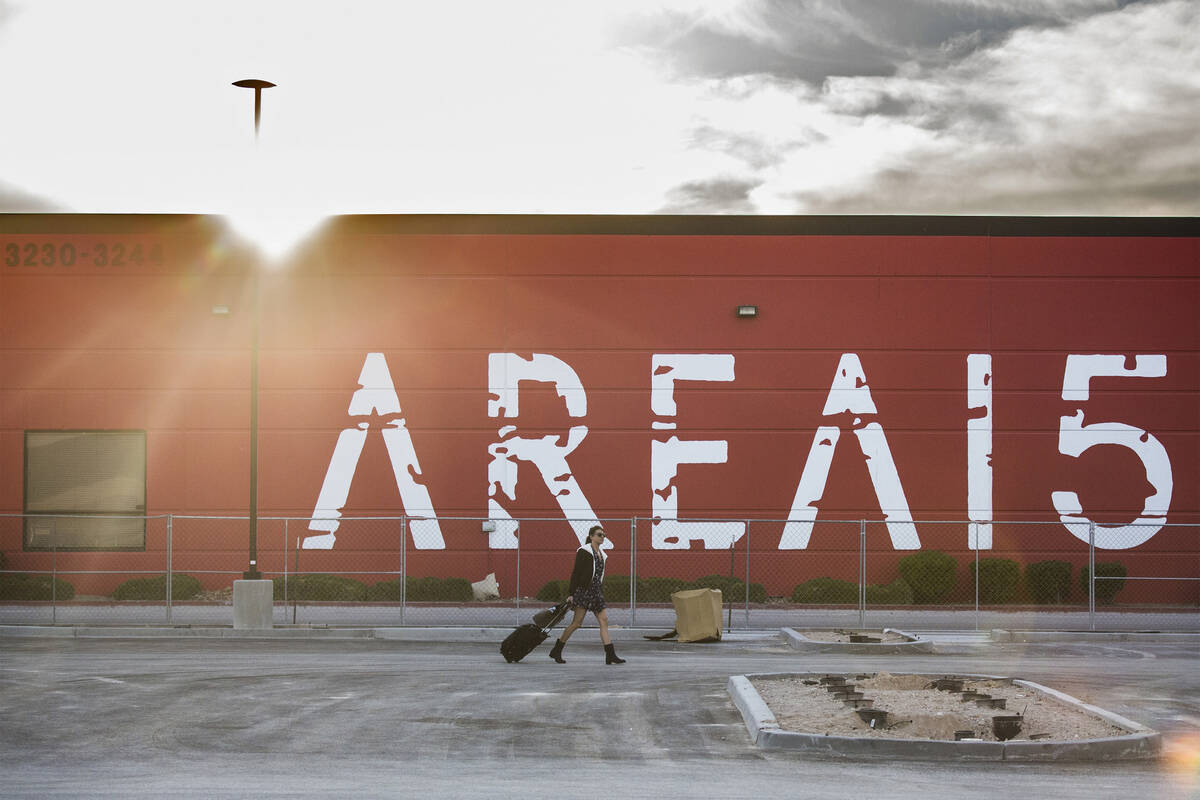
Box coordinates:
[670,588,723,642]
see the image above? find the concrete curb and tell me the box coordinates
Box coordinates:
[991,629,1200,643]
[727,671,1161,761]
[0,625,377,640]
[727,675,779,744]
[1003,679,1161,760]
[781,627,934,654]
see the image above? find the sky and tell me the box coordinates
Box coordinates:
[0,0,1196,253]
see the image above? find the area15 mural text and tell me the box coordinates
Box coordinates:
[308,350,1174,552]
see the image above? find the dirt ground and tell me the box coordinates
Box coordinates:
[794,629,911,643]
[751,672,1129,742]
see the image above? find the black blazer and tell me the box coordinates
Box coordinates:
[568,546,604,595]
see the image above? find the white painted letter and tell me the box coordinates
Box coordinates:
[1051,355,1171,549]
[308,353,445,550]
[967,354,992,550]
[487,353,602,548]
[650,354,744,549]
[781,354,920,550]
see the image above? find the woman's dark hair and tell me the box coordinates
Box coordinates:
[588,525,604,539]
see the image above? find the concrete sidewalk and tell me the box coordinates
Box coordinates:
[0,623,778,643]
[3,601,1197,631]
[2,623,1196,646]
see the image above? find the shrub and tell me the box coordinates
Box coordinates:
[112,574,203,601]
[602,574,633,602]
[536,579,569,602]
[1081,562,1127,604]
[361,577,473,602]
[968,558,1021,604]
[637,576,690,602]
[399,576,474,602]
[897,550,957,604]
[0,573,75,601]
[864,579,914,606]
[1026,561,1073,604]
[438,578,474,602]
[540,574,770,604]
[791,577,857,605]
[692,574,737,598]
[168,575,204,600]
[404,576,441,601]
[690,575,767,603]
[366,579,403,602]
[747,581,769,603]
[273,574,367,601]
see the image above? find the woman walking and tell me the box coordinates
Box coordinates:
[548,525,625,664]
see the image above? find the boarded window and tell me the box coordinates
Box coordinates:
[23,431,146,550]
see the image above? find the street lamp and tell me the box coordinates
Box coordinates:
[232,79,276,140]
[232,78,275,580]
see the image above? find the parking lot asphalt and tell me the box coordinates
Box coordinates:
[1,633,1198,799]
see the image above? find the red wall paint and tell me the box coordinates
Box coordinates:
[1,217,1196,601]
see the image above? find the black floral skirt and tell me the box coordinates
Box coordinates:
[572,578,607,613]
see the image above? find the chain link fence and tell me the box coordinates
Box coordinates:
[1087,522,1200,629]
[744,518,864,630]
[0,514,171,625]
[1,514,1196,630]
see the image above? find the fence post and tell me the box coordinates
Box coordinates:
[1088,520,1096,631]
[166,515,173,625]
[292,528,301,625]
[858,519,866,629]
[515,518,522,628]
[282,519,288,626]
[727,537,734,633]
[400,516,407,627]
[52,532,57,626]
[744,519,751,629]
[630,518,638,629]
[973,522,980,631]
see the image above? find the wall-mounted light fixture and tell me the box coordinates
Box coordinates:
[211,304,231,316]
[735,304,758,318]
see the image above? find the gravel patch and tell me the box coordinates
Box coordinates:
[794,629,911,643]
[750,672,1128,742]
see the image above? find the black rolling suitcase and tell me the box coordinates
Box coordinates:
[500,601,571,663]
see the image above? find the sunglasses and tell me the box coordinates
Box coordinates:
[592,531,606,539]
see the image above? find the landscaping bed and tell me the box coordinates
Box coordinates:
[781,629,933,653]
[791,629,912,644]
[752,672,1123,741]
[729,671,1160,760]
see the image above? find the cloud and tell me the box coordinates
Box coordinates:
[653,0,1200,214]
[0,1,1191,218]
[658,176,763,212]
[689,124,821,170]
[621,0,1137,84]
[0,2,724,218]
[0,180,63,211]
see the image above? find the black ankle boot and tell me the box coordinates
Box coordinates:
[604,643,625,664]
[549,639,566,664]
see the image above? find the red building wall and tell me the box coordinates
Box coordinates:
[1,215,1197,599]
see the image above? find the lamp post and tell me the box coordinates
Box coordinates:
[232,78,275,580]
[232,79,276,139]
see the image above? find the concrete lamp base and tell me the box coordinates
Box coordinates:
[233,579,274,629]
